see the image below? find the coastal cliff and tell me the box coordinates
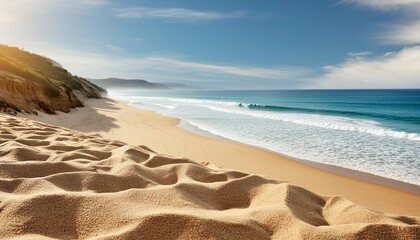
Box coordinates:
[0,44,104,115]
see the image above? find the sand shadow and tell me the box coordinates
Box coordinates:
[22,98,122,135]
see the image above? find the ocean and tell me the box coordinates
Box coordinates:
[108,89,420,185]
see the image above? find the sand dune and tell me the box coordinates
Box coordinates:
[0,114,419,239]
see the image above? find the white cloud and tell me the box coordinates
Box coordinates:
[114,7,246,22]
[343,0,420,45]
[9,42,308,87]
[343,0,420,10]
[313,1,420,89]
[137,57,307,79]
[347,51,373,61]
[347,51,372,57]
[306,46,420,89]
[379,20,420,45]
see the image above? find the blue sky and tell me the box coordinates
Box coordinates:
[1,0,419,89]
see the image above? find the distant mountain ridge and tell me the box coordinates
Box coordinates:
[0,44,105,115]
[89,78,167,89]
[90,78,199,90]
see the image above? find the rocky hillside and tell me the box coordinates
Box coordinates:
[0,44,105,115]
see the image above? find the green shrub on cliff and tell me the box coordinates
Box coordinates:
[0,44,105,114]
[0,44,104,98]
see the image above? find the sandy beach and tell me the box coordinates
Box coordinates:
[2,0,420,237]
[24,98,420,217]
[0,110,418,239]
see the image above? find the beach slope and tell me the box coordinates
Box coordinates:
[0,114,419,239]
[26,98,420,217]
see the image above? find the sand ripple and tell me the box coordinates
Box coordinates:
[0,114,419,239]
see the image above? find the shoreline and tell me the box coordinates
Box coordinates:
[3,112,419,239]
[178,118,420,195]
[23,97,420,216]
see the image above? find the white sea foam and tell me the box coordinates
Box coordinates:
[155,104,178,110]
[117,96,240,106]
[203,105,420,141]
[128,96,420,141]
[108,93,420,185]
[184,118,420,186]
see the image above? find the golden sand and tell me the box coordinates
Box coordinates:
[26,98,420,217]
[0,114,419,239]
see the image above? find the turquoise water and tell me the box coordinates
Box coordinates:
[109,89,420,185]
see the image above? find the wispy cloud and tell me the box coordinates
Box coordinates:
[136,57,308,79]
[114,7,246,22]
[306,46,420,89]
[343,0,420,45]
[347,51,372,57]
[379,20,420,45]
[12,42,309,88]
[347,51,373,61]
[342,0,420,11]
